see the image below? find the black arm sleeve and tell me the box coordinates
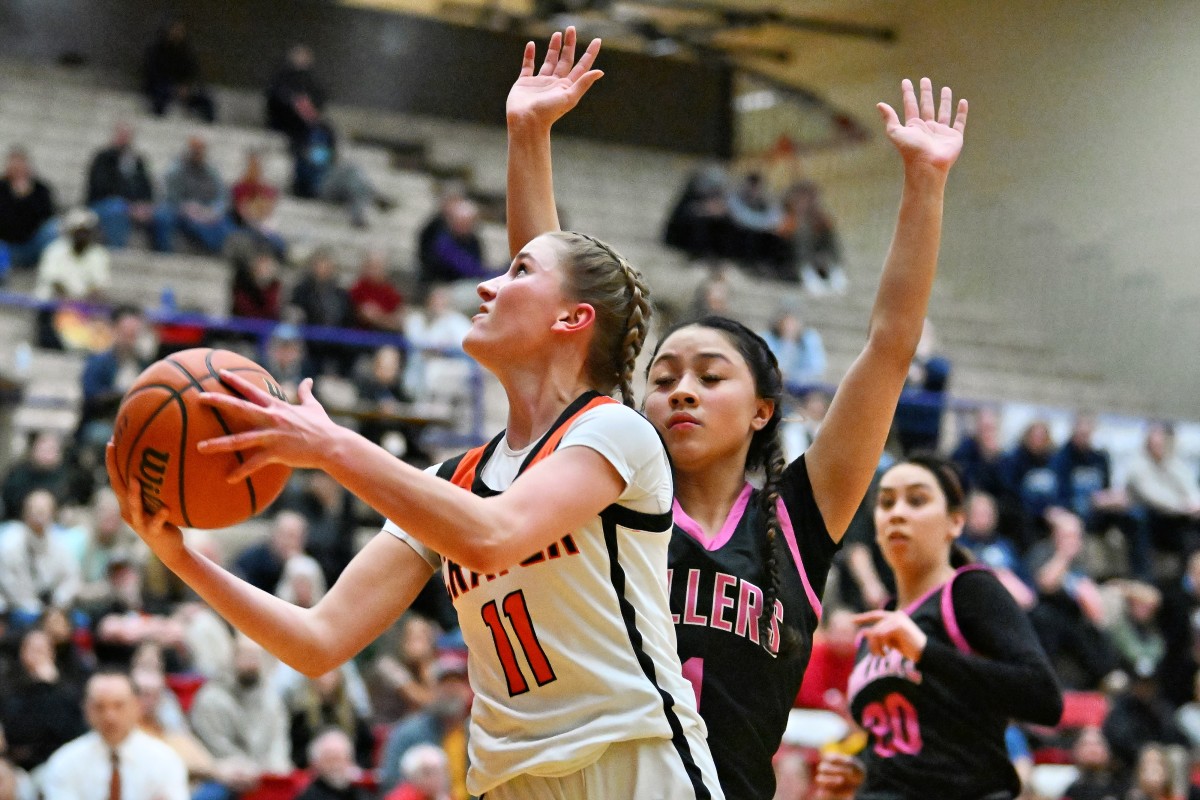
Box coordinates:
[917,570,1064,725]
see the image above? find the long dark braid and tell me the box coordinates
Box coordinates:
[648,314,795,654]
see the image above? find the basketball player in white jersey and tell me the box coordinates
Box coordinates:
[111,34,723,800]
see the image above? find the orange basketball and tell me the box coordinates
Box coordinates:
[109,348,292,529]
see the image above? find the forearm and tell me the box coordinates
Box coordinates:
[320,427,526,572]
[866,166,947,360]
[1035,554,1070,594]
[506,116,560,256]
[919,640,1062,724]
[161,545,340,674]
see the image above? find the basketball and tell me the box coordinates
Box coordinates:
[108,348,293,529]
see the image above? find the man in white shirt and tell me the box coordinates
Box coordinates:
[40,671,188,799]
[0,489,81,621]
[34,208,111,302]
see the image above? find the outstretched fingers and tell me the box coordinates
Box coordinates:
[554,27,577,77]
[197,428,285,456]
[519,41,536,78]
[538,30,563,76]
[937,86,952,126]
[899,78,918,123]
[953,98,969,132]
[567,37,602,82]
[919,76,935,121]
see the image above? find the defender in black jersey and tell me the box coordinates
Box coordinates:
[502,59,971,798]
[669,456,837,799]
[822,456,1062,800]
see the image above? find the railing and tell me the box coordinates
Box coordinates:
[0,291,488,448]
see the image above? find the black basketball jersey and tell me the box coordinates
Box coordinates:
[847,566,1023,800]
[669,455,839,800]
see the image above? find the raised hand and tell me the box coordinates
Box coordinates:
[196,372,337,480]
[877,77,967,171]
[506,27,603,129]
[851,609,929,662]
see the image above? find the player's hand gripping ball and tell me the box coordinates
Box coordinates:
[108,348,292,529]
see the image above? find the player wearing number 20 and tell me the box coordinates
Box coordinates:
[828,456,1062,800]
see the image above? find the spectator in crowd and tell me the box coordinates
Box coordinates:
[38,606,95,687]
[0,629,87,773]
[1124,742,1190,800]
[91,558,190,670]
[274,553,327,609]
[760,307,826,389]
[1125,422,1200,556]
[266,44,327,140]
[34,208,110,304]
[172,599,236,683]
[1103,665,1186,771]
[231,250,284,321]
[1,431,75,520]
[288,98,387,228]
[279,472,355,585]
[1002,419,1063,536]
[685,265,734,320]
[780,180,847,294]
[417,184,467,283]
[1026,510,1120,688]
[378,651,472,796]
[229,149,287,259]
[349,251,405,332]
[779,388,829,461]
[960,490,1037,608]
[368,614,439,725]
[234,510,308,594]
[1061,726,1128,800]
[401,285,472,408]
[1054,414,1150,580]
[190,636,291,774]
[0,490,81,620]
[354,345,433,464]
[289,248,354,375]
[86,122,156,248]
[78,305,152,448]
[421,198,492,287]
[1107,581,1167,680]
[794,607,857,713]
[1175,671,1200,751]
[1159,550,1200,707]
[0,755,32,800]
[152,136,234,254]
[663,166,733,265]
[131,667,261,799]
[0,147,57,272]
[952,407,1009,497]
[894,317,952,454]
[295,729,371,800]
[287,669,374,770]
[41,671,188,799]
[725,172,789,275]
[264,322,309,401]
[143,19,215,121]
[77,489,141,614]
[384,743,452,800]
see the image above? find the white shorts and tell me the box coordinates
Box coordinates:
[483,736,725,800]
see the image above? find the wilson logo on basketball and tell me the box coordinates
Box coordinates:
[138,447,170,514]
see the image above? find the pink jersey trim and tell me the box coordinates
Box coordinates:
[941,564,988,655]
[671,482,754,552]
[776,497,823,622]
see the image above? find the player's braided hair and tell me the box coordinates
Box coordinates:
[549,231,651,407]
[647,315,797,654]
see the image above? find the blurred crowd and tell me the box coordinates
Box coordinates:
[664,167,847,296]
[2,17,1200,800]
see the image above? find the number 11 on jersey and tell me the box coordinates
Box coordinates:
[481,589,558,696]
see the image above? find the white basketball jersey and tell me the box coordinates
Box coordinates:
[384,394,717,797]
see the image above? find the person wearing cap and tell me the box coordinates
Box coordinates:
[34,208,111,303]
[378,651,471,798]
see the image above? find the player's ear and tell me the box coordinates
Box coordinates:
[552,302,596,334]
